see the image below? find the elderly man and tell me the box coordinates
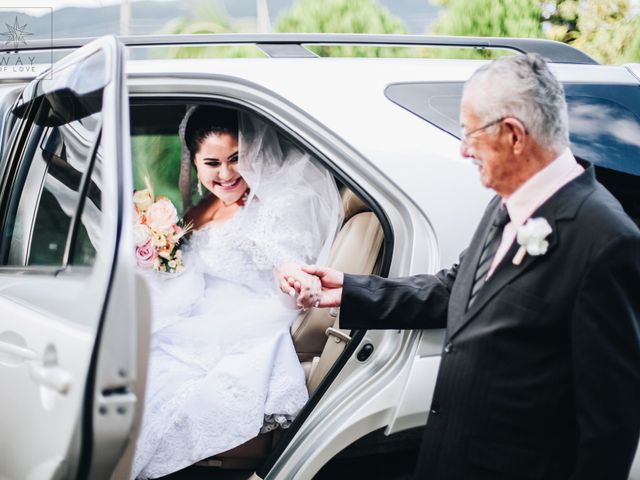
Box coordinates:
[293,54,640,479]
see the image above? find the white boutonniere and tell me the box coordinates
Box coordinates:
[512,217,552,266]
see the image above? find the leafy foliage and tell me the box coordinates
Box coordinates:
[545,0,640,64]
[157,1,264,59]
[431,0,640,64]
[428,0,543,59]
[132,135,186,212]
[275,0,411,57]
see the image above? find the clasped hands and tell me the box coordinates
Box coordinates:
[275,263,344,310]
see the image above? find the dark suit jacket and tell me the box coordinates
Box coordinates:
[341,166,640,480]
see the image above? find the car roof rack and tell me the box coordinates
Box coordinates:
[8,33,599,65]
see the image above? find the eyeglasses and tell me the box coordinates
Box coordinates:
[460,117,507,143]
[460,116,528,143]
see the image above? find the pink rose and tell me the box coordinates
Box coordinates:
[146,199,178,234]
[136,241,158,269]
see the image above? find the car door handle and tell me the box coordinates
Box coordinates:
[0,339,37,362]
[0,338,72,394]
[29,363,72,394]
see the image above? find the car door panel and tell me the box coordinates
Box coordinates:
[0,36,139,480]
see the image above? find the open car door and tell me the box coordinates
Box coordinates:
[0,36,143,479]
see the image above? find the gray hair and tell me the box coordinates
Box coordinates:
[463,53,570,152]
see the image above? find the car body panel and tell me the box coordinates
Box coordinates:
[625,63,640,82]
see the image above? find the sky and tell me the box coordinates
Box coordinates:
[5,0,640,17]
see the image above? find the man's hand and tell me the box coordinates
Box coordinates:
[297,265,344,309]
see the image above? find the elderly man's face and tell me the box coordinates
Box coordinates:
[459,92,522,197]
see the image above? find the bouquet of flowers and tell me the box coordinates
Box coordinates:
[133,178,191,273]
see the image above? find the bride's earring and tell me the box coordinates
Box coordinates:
[197,179,203,196]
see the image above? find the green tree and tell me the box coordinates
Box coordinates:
[544,0,640,64]
[429,0,543,59]
[541,0,579,43]
[623,16,640,62]
[159,1,263,59]
[275,0,410,57]
[430,0,639,64]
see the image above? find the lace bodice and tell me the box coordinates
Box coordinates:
[189,196,316,294]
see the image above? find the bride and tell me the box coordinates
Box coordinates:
[131,105,342,479]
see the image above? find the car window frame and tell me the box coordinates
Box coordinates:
[0,92,104,274]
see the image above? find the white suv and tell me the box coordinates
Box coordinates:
[0,34,639,480]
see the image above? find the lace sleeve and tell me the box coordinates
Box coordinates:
[242,197,317,271]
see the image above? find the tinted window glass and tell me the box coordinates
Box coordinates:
[564,84,640,176]
[0,95,102,268]
[385,82,463,138]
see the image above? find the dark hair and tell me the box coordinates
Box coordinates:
[184,106,239,162]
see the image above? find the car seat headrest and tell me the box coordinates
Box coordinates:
[341,189,369,219]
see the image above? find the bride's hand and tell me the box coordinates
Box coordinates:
[275,263,321,309]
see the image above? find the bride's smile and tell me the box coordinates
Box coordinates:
[193,132,249,205]
[216,177,242,190]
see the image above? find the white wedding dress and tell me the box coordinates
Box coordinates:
[131,195,326,479]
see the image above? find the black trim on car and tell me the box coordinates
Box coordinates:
[12,33,598,65]
[63,127,103,266]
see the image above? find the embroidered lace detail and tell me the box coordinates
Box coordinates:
[189,199,314,293]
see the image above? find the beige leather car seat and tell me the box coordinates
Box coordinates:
[292,189,384,393]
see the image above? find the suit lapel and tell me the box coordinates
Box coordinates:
[447,165,597,341]
[458,217,559,327]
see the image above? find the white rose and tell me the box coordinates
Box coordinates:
[516,217,552,256]
[146,198,178,234]
[133,189,153,213]
[134,224,151,247]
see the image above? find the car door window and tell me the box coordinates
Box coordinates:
[0,94,102,268]
[71,140,103,266]
[0,88,22,177]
